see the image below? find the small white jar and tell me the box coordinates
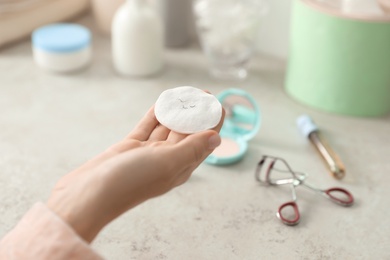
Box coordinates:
[32,23,92,73]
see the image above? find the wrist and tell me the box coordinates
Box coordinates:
[46,189,148,243]
[46,199,105,243]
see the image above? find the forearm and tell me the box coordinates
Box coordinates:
[46,166,153,243]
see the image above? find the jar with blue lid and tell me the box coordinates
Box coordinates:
[32,23,92,73]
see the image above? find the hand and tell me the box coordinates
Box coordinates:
[46,105,225,243]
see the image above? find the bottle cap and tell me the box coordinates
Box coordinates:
[296,114,318,137]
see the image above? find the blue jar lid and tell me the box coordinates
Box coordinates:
[32,23,91,53]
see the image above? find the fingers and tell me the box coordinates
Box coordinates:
[148,124,171,141]
[166,131,188,143]
[172,130,222,166]
[167,107,225,143]
[126,106,159,141]
[168,108,225,171]
[126,93,225,143]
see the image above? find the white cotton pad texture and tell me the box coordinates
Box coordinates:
[154,86,222,134]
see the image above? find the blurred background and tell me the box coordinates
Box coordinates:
[0,0,291,59]
[0,0,389,115]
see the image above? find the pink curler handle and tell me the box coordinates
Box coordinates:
[276,201,300,226]
[325,188,354,206]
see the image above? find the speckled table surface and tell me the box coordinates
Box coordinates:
[1,15,390,260]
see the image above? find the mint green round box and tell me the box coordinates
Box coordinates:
[286,0,390,117]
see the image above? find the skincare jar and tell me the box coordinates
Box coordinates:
[32,23,92,73]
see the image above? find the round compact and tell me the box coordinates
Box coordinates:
[32,23,92,73]
[205,88,261,165]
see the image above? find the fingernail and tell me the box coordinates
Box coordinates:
[208,134,221,150]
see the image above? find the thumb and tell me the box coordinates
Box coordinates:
[173,131,221,165]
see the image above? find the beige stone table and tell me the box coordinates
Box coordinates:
[1,16,389,260]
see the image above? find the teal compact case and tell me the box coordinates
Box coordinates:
[205,88,261,165]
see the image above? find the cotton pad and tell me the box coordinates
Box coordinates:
[154,86,222,134]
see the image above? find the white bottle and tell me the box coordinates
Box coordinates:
[112,0,163,77]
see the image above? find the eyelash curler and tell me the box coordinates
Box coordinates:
[255,155,354,226]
